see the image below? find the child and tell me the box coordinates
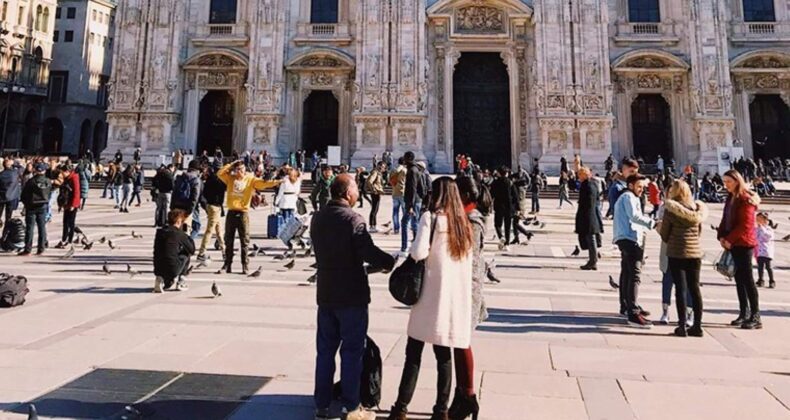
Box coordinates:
[755,212,775,289]
[153,209,196,292]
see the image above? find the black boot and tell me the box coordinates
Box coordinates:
[448,393,479,420]
[731,310,749,327]
[741,313,763,330]
[448,388,463,417]
[386,405,407,420]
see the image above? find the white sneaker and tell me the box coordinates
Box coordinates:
[659,310,669,325]
[368,226,378,233]
[686,310,694,328]
[342,406,376,420]
[153,276,163,293]
[175,279,189,291]
[503,245,511,252]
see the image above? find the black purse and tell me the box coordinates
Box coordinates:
[389,214,437,306]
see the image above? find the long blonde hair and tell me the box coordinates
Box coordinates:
[668,179,694,207]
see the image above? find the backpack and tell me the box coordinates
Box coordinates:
[1,218,25,251]
[0,273,29,308]
[332,335,382,409]
[173,173,192,204]
[29,176,51,205]
[57,179,74,209]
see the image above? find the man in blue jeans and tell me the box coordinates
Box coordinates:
[389,157,407,234]
[400,151,424,254]
[310,174,395,420]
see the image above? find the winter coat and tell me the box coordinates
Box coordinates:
[468,209,488,329]
[152,169,174,194]
[78,166,90,196]
[755,225,775,259]
[575,179,603,236]
[61,172,82,210]
[310,174,334,211]
[0,168,21,203]
[275,177,301,210]
[153,225,195,279]
[407,212,473,349]
[717,192,759,248]
[365,170,385,195]
[659,200,708,259]
[490,176,514,213]
[201,173,227,207]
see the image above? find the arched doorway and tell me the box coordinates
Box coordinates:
[453,52,512,170]
[197,90,234,155]
[22,110,38,152]
[302,90,339,156]
[93,121,105,157]
[631,94,673,163]
[750,95,790,160]
[79,119,92,157]
[42,118,63,153]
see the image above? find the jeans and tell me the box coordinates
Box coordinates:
[224,210,250,269]
[191,206,201,240]
[24,209,47,253]
[121,183,132,210]
[512,217,530,242]
[668,258,703,327]
[494,210,511,244]
[113,185,122,207]
[155,193,171,227]
[731,246,759,317]
[130,188,142,206]
[161,254,191,289]
[199,204,225,255]
[617,240,644,315]
[531,191,540,213]
[392,196,404,233]
[102,180,113,198]
[559,187,573,208]
[61,209,78,244]
[661,270,692,306]
[400,200,422,252]
[393,337,452,414]
[0,200,15,224]
[757,257,774,284]
[369,194,381,227]
[314,306,368,412]
[46,189,59,222]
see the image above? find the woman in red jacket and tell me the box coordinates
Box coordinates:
[717,169,761,329]
[55,164,82,248]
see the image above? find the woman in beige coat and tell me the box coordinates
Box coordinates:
[389,177,474,420]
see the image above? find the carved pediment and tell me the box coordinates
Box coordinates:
[612,50,689,72]
[297,56,343,68]
[286,49,355,71]
[739,56,790,69]
[183,52,247,69]
[731,51,790,73]
[455,6,505,34]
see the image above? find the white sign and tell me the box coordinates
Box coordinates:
[717,146,744,175]
[327,146,341,166]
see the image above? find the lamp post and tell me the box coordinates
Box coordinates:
[1,58,24,156]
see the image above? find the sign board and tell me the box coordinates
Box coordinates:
[327,146,341,166]
[182,154,193,169]
[155,155,171,167]
[717,146,744,175]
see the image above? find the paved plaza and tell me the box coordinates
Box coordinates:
[1,190,790,419]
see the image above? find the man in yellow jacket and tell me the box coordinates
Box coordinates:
[218,160,280,274]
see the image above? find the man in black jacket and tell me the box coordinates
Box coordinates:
[310,174,395,420]
[400,151,424,254]
[575,167,603,270]
[490,166,515,249]
[0,158,21,226]
[152,164,175,227]
[153,209,195,292]
[197,162,227,260]
[170,160,203,237]
[19,162,52,256]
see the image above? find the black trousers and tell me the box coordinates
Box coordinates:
[494,210,511,244]
[585,234,599,265]
[162,254,191,288]
[757,256,774,283]
[61,209,78,243]
[224,210,250,269]
[24,209,47,253]
[617,240,643,315]
[731,246,759,316]
[512,217,530,241]
[668,257,702,327]
[369,194,381,227]
[393,337,452,414]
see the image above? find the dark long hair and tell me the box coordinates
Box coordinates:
[455,176,492,216]
[429,177,473,260]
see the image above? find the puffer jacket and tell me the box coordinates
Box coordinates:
[659,199,708,259]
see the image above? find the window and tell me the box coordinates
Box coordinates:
[209,0,237,23]
[66,7,75,19]
[53,30,59,42]
[628,0,660,23]
[42,8,49,32]
[110,13,115,25]
[97,75,109,106]
[89,32,95,44]
[64,30,74,42]
[108,37,113,49]
[743,0,776,22]
[35,5,42,31]
[18,6,24,25]
[48,71,69,103]
[310,0,339,23]
[91,9,96,21]
[1,2,7,21]
[55,7,60,18]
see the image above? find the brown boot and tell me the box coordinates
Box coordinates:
[430,411,449,420]
[387,406,407,420]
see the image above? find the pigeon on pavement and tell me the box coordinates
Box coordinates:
[284,259,296,270]
[83,241,94,250]
[782,233,790,242]
[248,266,262,278]
[303,247,312,258]
[131,230,143,239]
[99,236,107,244]
[306,273,317,284]
[102,261,111,275]
[571,245,580,256]
[127,265,141,278]
[108,240,116,250]
[609,275,619,289]
[211,281,222,297]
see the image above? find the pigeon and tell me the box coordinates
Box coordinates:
[62,246,75,259]
[306,272,317,284]
[108,240,116,250]
[486,267,501,284]
[102,261,111,275]
[782,233,790,242]
[27,403,38,420]
[248,266,262,278]
[609,275,619,289]
[284,259,296,270]
[303,246,313,258]
[211,281,222,297]
[383,227,393,235]
[769,221,779,230]
[571,246,580,256]
[532,220,541,226]
[252,243,260,252]
[99,236,107,244]
[131,230,143,239]
[710,224,718,232]
[82,241,94,251]
[382,222,391,228]
[310,262,318,269]
[127,265,141,278]
[273,252,288,261]
[525,232,534,241]
[74,226,84,236]
[539,222,546,229]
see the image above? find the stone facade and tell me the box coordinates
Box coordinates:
[104,0,790,173]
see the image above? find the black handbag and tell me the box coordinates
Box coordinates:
[389,214,437,306]
[296,197,308,215]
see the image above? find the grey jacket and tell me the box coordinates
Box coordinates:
[468,209,488,328]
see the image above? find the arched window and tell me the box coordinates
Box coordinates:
[42,8,50,32]
[628,0,660,23]
[311,0,339,23]
[209,0,237,24]
[743,0,775,22]
[35,5,43,31]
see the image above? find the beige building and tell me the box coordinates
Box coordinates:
[0,0,57,154]
[104,0,790,173]
[42,0,116,157]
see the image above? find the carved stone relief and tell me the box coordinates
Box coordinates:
[397,129,417,146]
[586,131,604,150]
[455,6,505,34]
[547,131,568,153]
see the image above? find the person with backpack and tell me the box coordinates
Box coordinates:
[153,209,196,292]
[130,164,145,207]
[54,165,82,248]
[0,158,21,226]
[19,162,52,256]
[400,151,424,255]
[102,162,116,199]
[310,174,395,420]
[217,160,279,274]
[119,164,135,213]
[152,164,175,227]
[310,165,335,212]
[365,162,385,232]
[196,161,227,261]
[170,160,203,236]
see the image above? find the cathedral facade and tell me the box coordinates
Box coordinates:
[104,0,790,173]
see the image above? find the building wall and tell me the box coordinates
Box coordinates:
[103,0,790,173]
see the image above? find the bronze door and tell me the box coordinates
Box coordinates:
[453,52,512,170]
[631,94,673,163]
[198,91,234,155]
[750,94,790,160]
[302,90,339,156]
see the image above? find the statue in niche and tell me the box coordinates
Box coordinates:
[549,56,561,90]
[587,59,598,91]
[367,55,380,87]
[403,57,414,81]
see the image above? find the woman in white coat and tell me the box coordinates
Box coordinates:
[275,168,301,220]
[389,177,474,420]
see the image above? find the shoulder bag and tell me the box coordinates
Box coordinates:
[388,213,437,306]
